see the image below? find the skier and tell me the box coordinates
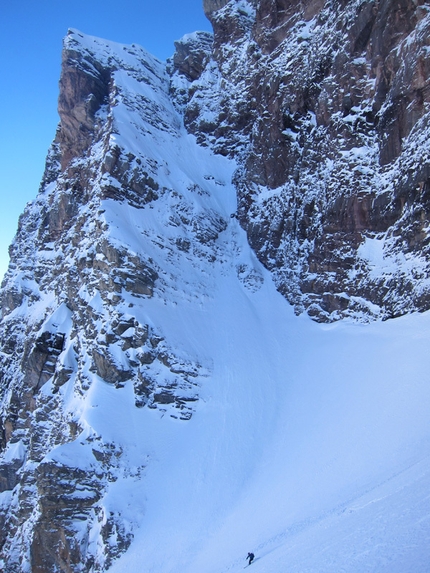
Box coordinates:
[246,552,255,566]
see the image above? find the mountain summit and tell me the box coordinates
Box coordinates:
[0,2,430,572]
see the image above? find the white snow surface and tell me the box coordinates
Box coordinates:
[3,30,430,573]
[73,244,430,573]
[102,298,430,573]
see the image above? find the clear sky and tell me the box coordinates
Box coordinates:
[0,0,211,282]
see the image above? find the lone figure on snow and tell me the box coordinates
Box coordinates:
[247,552,255,566]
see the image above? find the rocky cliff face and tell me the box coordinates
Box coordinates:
[177,0,430,321]
[0,1,430,571]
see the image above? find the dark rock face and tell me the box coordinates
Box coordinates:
[57,33,112,171]
[179,0,430,321]
[203,0,231,17]
[171,31,213,82]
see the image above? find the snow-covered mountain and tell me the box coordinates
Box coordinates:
[1,1,430,572]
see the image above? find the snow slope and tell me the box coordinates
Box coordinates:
[89,224,429,573]
[80,168,430,572]
[104,274,430,573]
[88,101,430,570]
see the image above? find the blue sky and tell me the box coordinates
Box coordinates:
[0,0,211,281]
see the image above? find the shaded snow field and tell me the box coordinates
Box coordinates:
[93,196,430,573]
[105,286,430,573]
[99,150,430,572]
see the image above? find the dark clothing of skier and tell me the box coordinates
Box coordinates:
[247,552,255,565]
